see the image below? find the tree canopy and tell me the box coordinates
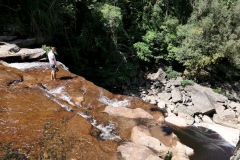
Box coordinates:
[1,0,240,88]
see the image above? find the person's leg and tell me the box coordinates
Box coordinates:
[51,70,54,80]
[53,70,56,80]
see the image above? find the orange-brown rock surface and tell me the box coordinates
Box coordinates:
[0,62,174,159]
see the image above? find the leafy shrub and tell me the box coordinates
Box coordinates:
[133,42,152,62]
[42,45,52,53]
[164,152,172,160]
[213,87,234,99]
[166,66,181,78]
[181,79,194,87]
[213,87,222,94]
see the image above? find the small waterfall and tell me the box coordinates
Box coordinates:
[98,96,130,108]
[9,62,50,70]
[79,112,121,140]
[167,123,235,160]
[43,86,121,140]
[9,62,68,71]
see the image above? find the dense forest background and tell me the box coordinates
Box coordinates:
[1,0,240,91]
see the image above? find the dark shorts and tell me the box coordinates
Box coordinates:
[50,64,59,72]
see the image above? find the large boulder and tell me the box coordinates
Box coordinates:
[0,42,46,62]
[171,88,182,103]
[130,126,169,157]
[147,68,166,81]
[185,83,228,103]
[188,91,215,115]
[16,48,46,61]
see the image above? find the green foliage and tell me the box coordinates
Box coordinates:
[213,87,234,99]
[41,45,51,53]
[5,0,240,89]
[174,0,240,79]
[213,87,222,94]
[95,62,135,88]
[1,0,77,40]
[166,66,181,78]
[98,4,122,29]
[181,79,194,87]
[164,152,172,160]
[133,42,152,62]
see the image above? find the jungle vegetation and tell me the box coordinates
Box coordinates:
[1,0,240,90]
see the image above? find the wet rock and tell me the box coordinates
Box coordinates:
[231,141,240,160]
[71,96,84,106]
[195,123,239,146]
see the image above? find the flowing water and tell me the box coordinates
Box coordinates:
[167,123,235,160]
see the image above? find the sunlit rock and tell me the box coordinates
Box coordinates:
[104,106,153,119]
[16,48,46,61]
[0,42,45,62]
[184,145,194,157]
[130,126,169,157]
[147,68,166,82]
[117,142,162,160]
[171,141,190,160]
[171,88,182,103]
[185,83,228,103]
[165,116,188,127]
[213,114,239,129]
[202,115,214,124]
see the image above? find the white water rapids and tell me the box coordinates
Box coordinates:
[42,86,126,140]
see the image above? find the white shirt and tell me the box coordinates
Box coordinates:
[47,50,56,65]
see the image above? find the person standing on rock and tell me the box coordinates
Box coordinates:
[47,47,58,81]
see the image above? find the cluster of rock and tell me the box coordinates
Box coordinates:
[103,101,193,160]
[122,68,240,159]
